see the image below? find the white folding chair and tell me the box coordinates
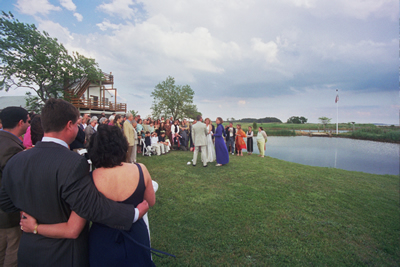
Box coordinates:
[141,138,153,157]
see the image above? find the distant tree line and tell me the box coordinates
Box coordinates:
[239,117,282,123]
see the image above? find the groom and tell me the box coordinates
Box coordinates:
[191,115,208,167]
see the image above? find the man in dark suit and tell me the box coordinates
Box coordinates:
[70,116,86,151]
[225,122,236,154]
[0,107,30,266]
[0,99,149,266]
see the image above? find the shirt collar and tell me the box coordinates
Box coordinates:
[41,136,69,149]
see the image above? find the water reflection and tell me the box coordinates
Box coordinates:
[243,136,399,175]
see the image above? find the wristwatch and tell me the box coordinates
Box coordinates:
[33,224,38,234]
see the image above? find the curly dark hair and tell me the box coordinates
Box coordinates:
[88,124,128,168]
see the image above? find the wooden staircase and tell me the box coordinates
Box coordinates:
[65,72,126,113]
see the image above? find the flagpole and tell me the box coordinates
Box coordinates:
[336,89,339,135]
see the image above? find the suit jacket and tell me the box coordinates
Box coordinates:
[0,130,24,229]
[0,141,135,266]
[123,120,136,146]
[191,121,208,147]
[70,126,85,150]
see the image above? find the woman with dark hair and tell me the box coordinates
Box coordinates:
[30,115,44,146]
[23,113,36,148]
[246,126,254,155]
[171,120,181,148]
[154,119,161,133]
[113,114,123,130]
[20,125,156,266]
[156,121,165,137]
[257,127,268,158]
[213,117,229,166]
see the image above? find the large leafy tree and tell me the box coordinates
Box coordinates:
[151,76,200,120]
[0,11,103,110]
[287,116,308,124]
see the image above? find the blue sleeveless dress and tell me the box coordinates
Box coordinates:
[89,164,154,266]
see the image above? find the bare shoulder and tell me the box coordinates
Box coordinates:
[136,162,147,171]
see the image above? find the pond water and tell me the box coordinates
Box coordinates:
[243,136,399,175]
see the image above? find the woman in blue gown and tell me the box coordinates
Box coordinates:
[213,117,229,166]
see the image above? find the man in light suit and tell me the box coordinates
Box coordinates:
[123,113,137,163]
[191,115,208,167]
[0,99,149,266]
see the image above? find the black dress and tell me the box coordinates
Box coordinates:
[246,131,253,153]
[89,164,154,266]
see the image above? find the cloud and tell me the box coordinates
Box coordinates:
[37,19,74,43]
[73,13,83,22]
[16,0,61,15]
[8,0,397,124]
[285,0,397,20]
[88,21,234,75]
[290,0,316,8]
[96,19,121,31]
[97,0,143,20]
[59,0,76,11]
[251,38,279,63]
[238,100,246,106]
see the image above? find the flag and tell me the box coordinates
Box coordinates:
[335,93,339,103]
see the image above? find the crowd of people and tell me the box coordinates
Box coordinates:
[0,101,268,266]
[72,112,268,165]
[0,108,269,167]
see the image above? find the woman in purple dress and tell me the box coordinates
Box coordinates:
[213,117,229,166]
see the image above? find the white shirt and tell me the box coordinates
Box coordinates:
[151,136,159,145]
[41,136,69,148]
[229,127,233,137]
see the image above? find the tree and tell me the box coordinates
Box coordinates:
[0,11,103,110]
[25,91,43,114]
[287,116,308,124]
[129,110,138,117]
[299,116,308,124]
[150,76,200,120]
[252,121,257,130]
[287,116,301,124]
[318,116,331,131]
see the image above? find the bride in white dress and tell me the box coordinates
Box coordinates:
[205,118,216,163]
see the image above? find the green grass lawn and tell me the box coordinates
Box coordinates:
[140,151,399,266]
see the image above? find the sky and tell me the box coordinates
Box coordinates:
[0,0,398,124]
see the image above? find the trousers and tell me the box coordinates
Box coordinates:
[193,145,208,166]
